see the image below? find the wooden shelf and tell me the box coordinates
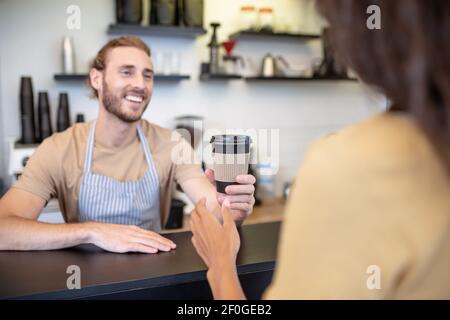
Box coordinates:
[155,75,191,81]
[54,74,191,81]
[230,30,320,41]
[199,73,242,81]
[244,76,358,82]
[107,24,206,38]
[53,74,88,81]
[53,74,356,83]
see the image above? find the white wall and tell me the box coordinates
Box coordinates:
[0,0,385,196]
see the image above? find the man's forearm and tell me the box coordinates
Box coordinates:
[181,177,223,220]
[0,216,92,250]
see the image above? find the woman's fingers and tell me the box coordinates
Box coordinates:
[195,197,210,218]
[191,208,202,229]
[190,216,210,265]
[191,204,218,251]
[190,211,200,235]
[191,209,207,244]
[195,197,219,225]
[222,200,234,227]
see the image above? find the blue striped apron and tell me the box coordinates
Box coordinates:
[78,121,161,231]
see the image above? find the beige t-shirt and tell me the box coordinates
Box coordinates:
[13,119,204,228]
[264,113,450,299]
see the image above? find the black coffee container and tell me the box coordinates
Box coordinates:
[37,91,53,141]
[210,135,252,193]
[56,92,71,132]
[152,0,176,25]
[182,0,203,27]
[19,76,36,144]
[116,0,143,24]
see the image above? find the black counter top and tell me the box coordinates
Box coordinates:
[0,222,280,300]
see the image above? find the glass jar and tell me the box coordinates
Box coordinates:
[239,6,257,31]
[258,7,274,32]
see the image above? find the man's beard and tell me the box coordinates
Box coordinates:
[101,79,150,123]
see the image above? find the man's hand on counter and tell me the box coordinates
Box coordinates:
[85,222,177,254]
[205,168,256,225]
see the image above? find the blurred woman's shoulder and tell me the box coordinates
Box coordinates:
[267,111,450,300]
[306,112,446,175]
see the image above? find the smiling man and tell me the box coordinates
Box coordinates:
[0,36,256,253]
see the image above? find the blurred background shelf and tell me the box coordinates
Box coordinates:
[230,30,320,41]
[107,24,206,38]
[54,74,191,81]
[244,76,358,82]
[199,73,243,81]
[53,74,88,81]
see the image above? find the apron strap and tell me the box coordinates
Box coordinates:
[137,124,160,188]
[83,120,97,173]
[137,124,153,167]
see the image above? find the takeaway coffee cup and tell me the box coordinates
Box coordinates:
[210,135,252,193]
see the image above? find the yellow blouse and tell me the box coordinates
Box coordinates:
[264,113,450,299]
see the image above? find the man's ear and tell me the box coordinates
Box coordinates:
[89,68,102,92]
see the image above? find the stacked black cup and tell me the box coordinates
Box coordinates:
[19,77,36,144]
[37,91,53,141]
[56,92,71,132]
[116,0,143,24]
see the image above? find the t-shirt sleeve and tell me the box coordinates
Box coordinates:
[170,130,205,184]
[12,137,60,202]
[263,136,412,299]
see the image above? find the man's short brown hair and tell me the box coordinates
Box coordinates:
[87,36,151,98]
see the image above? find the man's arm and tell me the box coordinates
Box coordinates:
[179,169,256,224]
[0,188,175,252]
[0,188,88,250]
[179,175,222,221]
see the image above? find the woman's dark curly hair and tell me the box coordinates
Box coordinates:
[316,0,450,168]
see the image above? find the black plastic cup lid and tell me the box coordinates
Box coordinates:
[210,135,252,154]
[210,135,252,145]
